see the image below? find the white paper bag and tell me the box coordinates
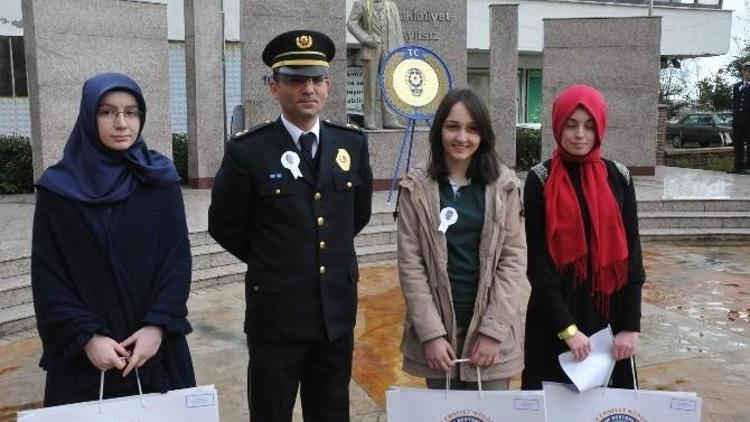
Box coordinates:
[17,385,220,421]
[387,387,546,422]
[544,382,701,422]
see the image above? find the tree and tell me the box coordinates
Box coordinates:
[724,38,750,79]
[696,71,732,111]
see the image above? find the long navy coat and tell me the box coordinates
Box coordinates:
[31,183,195,406]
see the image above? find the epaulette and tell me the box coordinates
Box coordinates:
[321,118,363,134]
[230,120,274,141]
[530,162,549,186]
[612,160,631,186]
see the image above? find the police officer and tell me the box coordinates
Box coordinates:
[208,30,373,421]
[730,61,750,174]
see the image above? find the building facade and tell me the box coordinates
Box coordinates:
[0,0,732,136]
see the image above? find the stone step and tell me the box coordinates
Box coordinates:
[0,255,29,279]
[0,274,32,310]
[189,230,215,247]
[190,263,247,290]
[191,243,242,271]
[638,211,750,230]
[0,302,35,337]
[355,224,397,248]
[637,199,750,213]
[356,243,397,264]
[640,228,750,241]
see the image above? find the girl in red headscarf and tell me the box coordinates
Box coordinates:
[521,84,645,390]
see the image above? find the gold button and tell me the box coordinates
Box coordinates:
[317,216,325,226]
[319,266,326,274]
[314,192,322,201]
[319,241,326,249]
[253,285,260,291]
[346,181,353,189]
[275,188,281,195]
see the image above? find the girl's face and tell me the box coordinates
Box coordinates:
[96,91,141,151]
[560,107,597,157]
[441,101,481,166]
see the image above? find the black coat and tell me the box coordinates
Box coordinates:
[31,184,196,406]
[208,118,373,343]
[733,81,750,128]
[521,159,646,390]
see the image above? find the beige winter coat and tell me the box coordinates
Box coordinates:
[397,165,527,381]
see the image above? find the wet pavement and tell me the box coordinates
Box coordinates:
[2,241,750,421]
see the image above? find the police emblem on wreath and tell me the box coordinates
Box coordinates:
[336,148,351,171]
[296,35,313,49]
[379,45,452,120]
[378,45,452,203]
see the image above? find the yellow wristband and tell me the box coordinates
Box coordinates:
[558,324,578,340]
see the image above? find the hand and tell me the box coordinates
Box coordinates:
[423,337,456,372]
[365,35,381,48]
[469,334,501,368]
[564,332,591,362]
[84,334,130,371]
[119,326,163,377]
[612,331,639,361]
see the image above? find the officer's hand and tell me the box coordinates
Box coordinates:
[423,337,456,372]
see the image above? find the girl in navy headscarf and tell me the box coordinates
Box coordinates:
[32,72,195,406]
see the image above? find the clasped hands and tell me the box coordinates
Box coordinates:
[423,334,502,372]
[83,325,163,377]
[565,330,639,362]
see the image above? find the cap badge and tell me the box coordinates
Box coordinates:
[296,35,313,49]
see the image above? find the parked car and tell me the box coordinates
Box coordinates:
[666,112,733,148]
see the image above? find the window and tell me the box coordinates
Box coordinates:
[0,36,28,97]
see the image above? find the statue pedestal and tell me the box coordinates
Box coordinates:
[365,127,430,190]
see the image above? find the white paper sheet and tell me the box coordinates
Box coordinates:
[558,325,616,392]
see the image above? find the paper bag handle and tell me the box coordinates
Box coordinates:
[444,358,483,400]
[98,367,145,414]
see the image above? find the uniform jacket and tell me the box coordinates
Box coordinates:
[396,164,527,381]
[209,118,373,343]
[733,81,750,126]
[347,0,404,61]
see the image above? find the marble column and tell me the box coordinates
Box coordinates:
[184,0,225,188]
[542,17,662,175]
[241,0,347,126]
[489,4,518,168]
[23,0,171,180]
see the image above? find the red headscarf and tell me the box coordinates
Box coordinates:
[544,84,629,317]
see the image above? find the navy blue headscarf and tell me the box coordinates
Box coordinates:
[36,72,180,204]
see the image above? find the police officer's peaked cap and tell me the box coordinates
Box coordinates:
[262,30,336,77]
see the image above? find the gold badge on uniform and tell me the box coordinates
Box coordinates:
[296,35,313,49]
[336,148,351,171]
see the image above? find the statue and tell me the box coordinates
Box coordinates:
[347,0,405,130]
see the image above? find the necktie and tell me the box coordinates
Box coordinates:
[299,132,316,161]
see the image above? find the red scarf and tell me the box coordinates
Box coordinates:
[544,85,629,317]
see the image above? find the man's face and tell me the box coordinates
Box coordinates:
[270,74,330,127]
[743,66,750,81]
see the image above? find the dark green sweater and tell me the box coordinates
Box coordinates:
[439,178,485,329]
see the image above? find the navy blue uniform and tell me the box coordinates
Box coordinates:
[208,117,373,421]
[732,81,750,171]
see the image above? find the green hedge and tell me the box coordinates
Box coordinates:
[172,133,188,185]
[516,127,541,171]
[0,134,34,194]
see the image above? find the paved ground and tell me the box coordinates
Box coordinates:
[2,241,750,421]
